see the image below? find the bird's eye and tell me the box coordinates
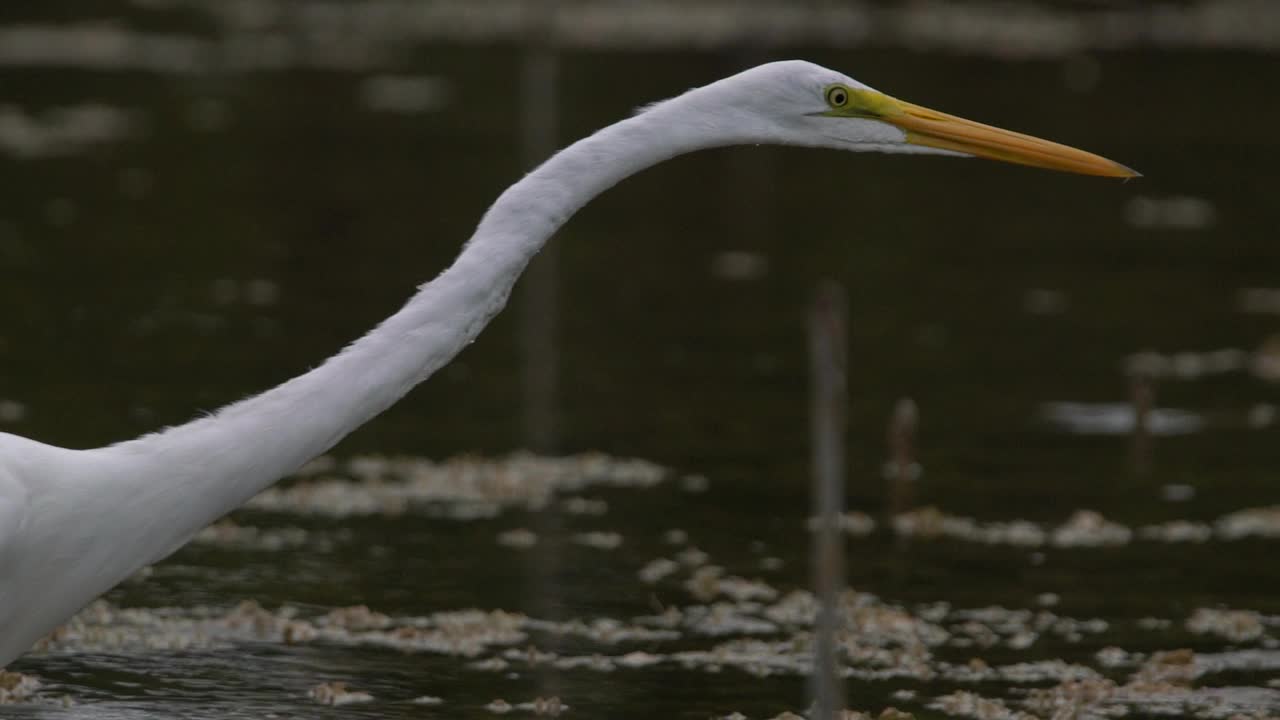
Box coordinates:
[825,86,849,108]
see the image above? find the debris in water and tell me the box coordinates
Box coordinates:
[616,651,662,668]
[0,104,136,158]
[638,558,680,584]
[1050,510,1132,548]
[322,605,392,631]
[1124,194,1216,230]
[248,453,666,518]
[681,474,711,493]
[359,74,450,114]
[497,528,539,549]
[1040,401,1204,436]
[808,511,877,536]
[561,496,608,515]
[0,400,26,423]
[0,672,41,705]
[1160,484,1197,502]
[676,546,710,567]
[518,696,568,715]
[194,518,334,551]
[930,690,1028,720]
[1139,520,1212,543]
[572,532,622,550]
[1215,506,1280,540]
[1186,609,1265,644]
[307,681,373,706]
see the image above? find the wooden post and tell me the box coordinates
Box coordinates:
[519,0,561,453]
[519,1,563,702]
[808,280,847,718]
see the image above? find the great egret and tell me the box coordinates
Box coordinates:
[0,60,1134,667]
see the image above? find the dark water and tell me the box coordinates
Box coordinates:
[3,3,1280,717]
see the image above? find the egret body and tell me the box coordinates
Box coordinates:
[0,61,1133,667]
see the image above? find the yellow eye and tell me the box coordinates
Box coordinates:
[825,86,849,108]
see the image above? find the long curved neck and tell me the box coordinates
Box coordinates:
[100,99,715,560]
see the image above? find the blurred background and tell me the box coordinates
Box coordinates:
[2,1,1279,717]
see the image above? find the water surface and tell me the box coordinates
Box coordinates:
[2,3,1279,717]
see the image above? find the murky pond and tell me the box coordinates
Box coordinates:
[2,1,1279,717]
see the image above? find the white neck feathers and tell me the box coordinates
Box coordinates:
[93,94,722,562]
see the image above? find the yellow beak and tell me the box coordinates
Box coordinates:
[828,90,1138,178]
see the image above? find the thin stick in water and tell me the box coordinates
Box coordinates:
[1129,371,1153,477]
[808,280,848,718]
[885,397,919,528]
[519,1,563,701]
[519,0,561,453]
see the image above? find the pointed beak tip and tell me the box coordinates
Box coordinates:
[885,97,1142,181]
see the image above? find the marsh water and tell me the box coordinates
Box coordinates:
[3,2,1280,717]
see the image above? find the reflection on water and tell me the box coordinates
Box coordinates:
[2,0,1280,717]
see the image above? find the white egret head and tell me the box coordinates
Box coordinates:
[649,60,1137,177]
